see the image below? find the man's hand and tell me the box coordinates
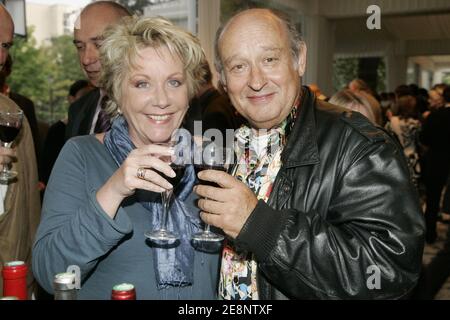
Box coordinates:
[194,170,258,239]
[0,146,16,170]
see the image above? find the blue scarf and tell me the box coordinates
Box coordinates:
[104,116,201,289]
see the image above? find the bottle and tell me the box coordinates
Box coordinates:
[53,272,77,300]
[111,283,136,300]
[2,261,28,300]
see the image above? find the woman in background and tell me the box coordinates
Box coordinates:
[329,89,376,124]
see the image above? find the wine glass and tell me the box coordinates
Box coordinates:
[144,141,187,243]
[192,138,233,243]
[0,109,23,182]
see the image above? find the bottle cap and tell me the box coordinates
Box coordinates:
[111,283,136,300]
[54,272,76,285]
[112,283,134,292]
[4,261,25,267]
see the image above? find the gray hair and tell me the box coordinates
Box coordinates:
[99,15,206,118]
[214,8,304,84]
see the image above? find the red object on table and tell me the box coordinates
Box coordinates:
[111,283,136,300]
[2,261,28,300]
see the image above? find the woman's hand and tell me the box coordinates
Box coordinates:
[96,143,175,219]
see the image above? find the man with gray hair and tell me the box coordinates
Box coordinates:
[66,1,131,140]
[194,8,424,299]
[0,4,40,298]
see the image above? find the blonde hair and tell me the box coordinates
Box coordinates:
[329,89,376,124]
[99,15,206,117]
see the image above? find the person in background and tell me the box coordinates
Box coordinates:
[0,4,41,298]
[183,59,245,144]
[439,63,450,214]
[308,83,327,101]
[379,91,397,122]
[65,1,131,140]
[427,89,445,113]
[420,85,450,244]
[33,16,219,299]
[348,78,383,126]
[68,79,93,104]
[329,89,376,124]
[194,8,424,299]
[385,95,422,188]
[416,88,430,121]
[0,55,41,172]
[416,89,450,297]
[40,80,93,186]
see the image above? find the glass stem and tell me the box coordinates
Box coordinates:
[203,196,211,234]
[1,142,12,173]
[160,189,173,232]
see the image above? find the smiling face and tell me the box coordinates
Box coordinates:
[120,46,189,147]
[218,10,306,130]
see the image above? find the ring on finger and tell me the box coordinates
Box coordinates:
[137,167,146,180]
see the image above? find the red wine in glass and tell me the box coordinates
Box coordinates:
[194,164,227,187]
[0,110,23,182]
[192,141,233,243]
[0,125,20,143]
[163,164,186,189]
[145,142,188,243]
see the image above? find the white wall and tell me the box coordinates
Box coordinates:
[26,3,80,47]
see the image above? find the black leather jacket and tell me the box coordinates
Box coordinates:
[235,87,425,299]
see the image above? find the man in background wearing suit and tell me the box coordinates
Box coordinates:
[65,1,131,140]
[0,3,41,299]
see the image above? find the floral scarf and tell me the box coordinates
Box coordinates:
[219,105,299,300]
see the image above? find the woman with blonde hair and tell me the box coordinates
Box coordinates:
[329,89,376,124]
[33,16,219,299]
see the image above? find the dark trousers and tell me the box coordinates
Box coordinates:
[424,169,449,241]
[442,175,450,213]
[412,226,450,299]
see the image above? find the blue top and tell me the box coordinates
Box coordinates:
[32,135,220,299]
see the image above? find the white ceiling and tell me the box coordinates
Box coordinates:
[383,13,450,40]
[335,13,450,42]
[334,12,450,60]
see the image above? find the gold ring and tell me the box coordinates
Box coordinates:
[137,167,146,180]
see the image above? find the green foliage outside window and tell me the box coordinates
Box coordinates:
[333,57,386,94]
[332,57,359,92]
[443,73,450,85]
[8,27,85,124]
